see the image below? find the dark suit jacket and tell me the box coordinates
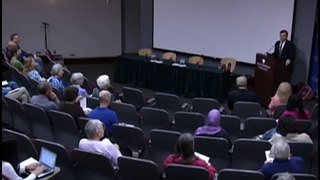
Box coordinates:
[227,89,258,111]
[272,40,295,62]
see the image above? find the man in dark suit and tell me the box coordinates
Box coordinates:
[271,29,295,82]
[227,75,258,111]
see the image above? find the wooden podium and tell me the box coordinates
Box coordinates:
[254,53,291,108]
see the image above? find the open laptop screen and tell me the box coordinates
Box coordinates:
[39,147,57,169]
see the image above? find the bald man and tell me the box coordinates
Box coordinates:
[88,90,119,136]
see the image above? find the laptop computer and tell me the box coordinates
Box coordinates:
[36,147,57,178]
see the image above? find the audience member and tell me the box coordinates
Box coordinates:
[278,94,311,121]
[22,57,45,81]
[70,72,89,97]
[268,82,292,116]
[78,119,122,169]
[92,74,113,98]
[3,83,31,104]
[261,140,304,180]
[30,81,60,110]
[88,90,119,136]
[4,41,17,61]
[269,116,313,144]
[227,75,258,111]
[48,63,65,92]
[163,133,217,180]
[2,132,45,180]
[10,33,43,71]
[58,86,86,128]
[9,46,24,72]
[194,109,231,148]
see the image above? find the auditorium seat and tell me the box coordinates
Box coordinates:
[190,97,220,116]
[164,164,209,180]
[218,168,264,180]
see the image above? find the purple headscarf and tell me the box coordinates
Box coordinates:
[194,109,222,136]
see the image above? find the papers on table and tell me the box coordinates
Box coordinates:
[172,63,187,67]
[195,152,210,163]
[150,59,164,64]
[80,97,87,109]
[2,80,8,86]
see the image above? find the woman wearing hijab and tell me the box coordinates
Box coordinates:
[194,109,231,148]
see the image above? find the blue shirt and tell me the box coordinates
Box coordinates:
[28,70,44,81]
[48,76,65,92]
[261,156,304,180]
[88,107,119,135]
[75,85,89,97]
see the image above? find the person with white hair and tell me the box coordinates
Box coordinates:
[92,74,113,98]
[88,90,119,136]
[48,63,65,92]
[70,72,88,97]
[227,75,258,111]
[261,140,304,180]
[79,119,122,169]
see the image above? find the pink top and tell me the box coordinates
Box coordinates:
[163,154,216,180]
[268,96,285,114]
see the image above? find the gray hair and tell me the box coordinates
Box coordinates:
[236,75,247,88]
[98,90,111,103]
[96,75,110,89]
[85,119,103,139]
[70,72,84,85]
[270,141,291,160]
[51,63,63,76]
[276,172,296,180]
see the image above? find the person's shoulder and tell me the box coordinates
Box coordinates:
[290,156,304,163]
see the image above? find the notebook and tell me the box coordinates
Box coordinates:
[36,147,57,178]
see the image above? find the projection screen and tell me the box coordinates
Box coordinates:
[153,0,295,64]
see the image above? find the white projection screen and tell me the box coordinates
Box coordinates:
[153,0,295,64]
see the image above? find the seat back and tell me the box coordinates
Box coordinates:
[220,115,241,143]
[34,139,76,180]
[191,97,220,116]
[194,136,229,171]
[162,52,177,61]
[9,67,36,96]
[140,107,171,138]
[149,129,181,170]
[2,95,13,128]
[52,86,63,101]
[242,117,276,138]
[111,124,146,156]
[72,148,116,180]
[61,67,72,87]
[220,57,236,73]
[86,96,100,109]
[155,92,181,113]
[311,103,318,122]
[233,101,261,120]
[218,168,264,180]
[47,110,81,148]
[4,96,32,135]
[271,173,318,180]
[28,77,40,95]
[231,138,271,170]
[295,119,312,134]
[165,164,209,180]
[122,86,145,110]
[118,156,159,180]
[138,48,152,57]
[288,142,313,173]
[110,102,140,127]
[24,103,55,141]
[82,76,92,94]
[174,111,205,133]
[2,128,38,163]
[272,105,287,119]
[188,56,204,65]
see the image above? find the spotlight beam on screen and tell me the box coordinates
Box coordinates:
[153,0,295,64]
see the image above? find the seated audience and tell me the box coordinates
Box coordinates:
[22,57,45,81]
[88,90,119,136]
[268,82,292,116]
[194,109,231,148]
[70,72,89,97]
[261,140,304,180]
[30,81,60,110]
[269,116,313,144]
[4,41,17,61]
[58,86,86,128]
[48,63,65,92]
[3,84,31,104]
[9,46,24,72]
[278,94,311,121]
[2,132,45,180]
[227,75,258,111]
[92,74,113,98]
[78,119,122,169]
[163,133,217,180]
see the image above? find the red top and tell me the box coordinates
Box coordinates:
[163,154,217,180]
